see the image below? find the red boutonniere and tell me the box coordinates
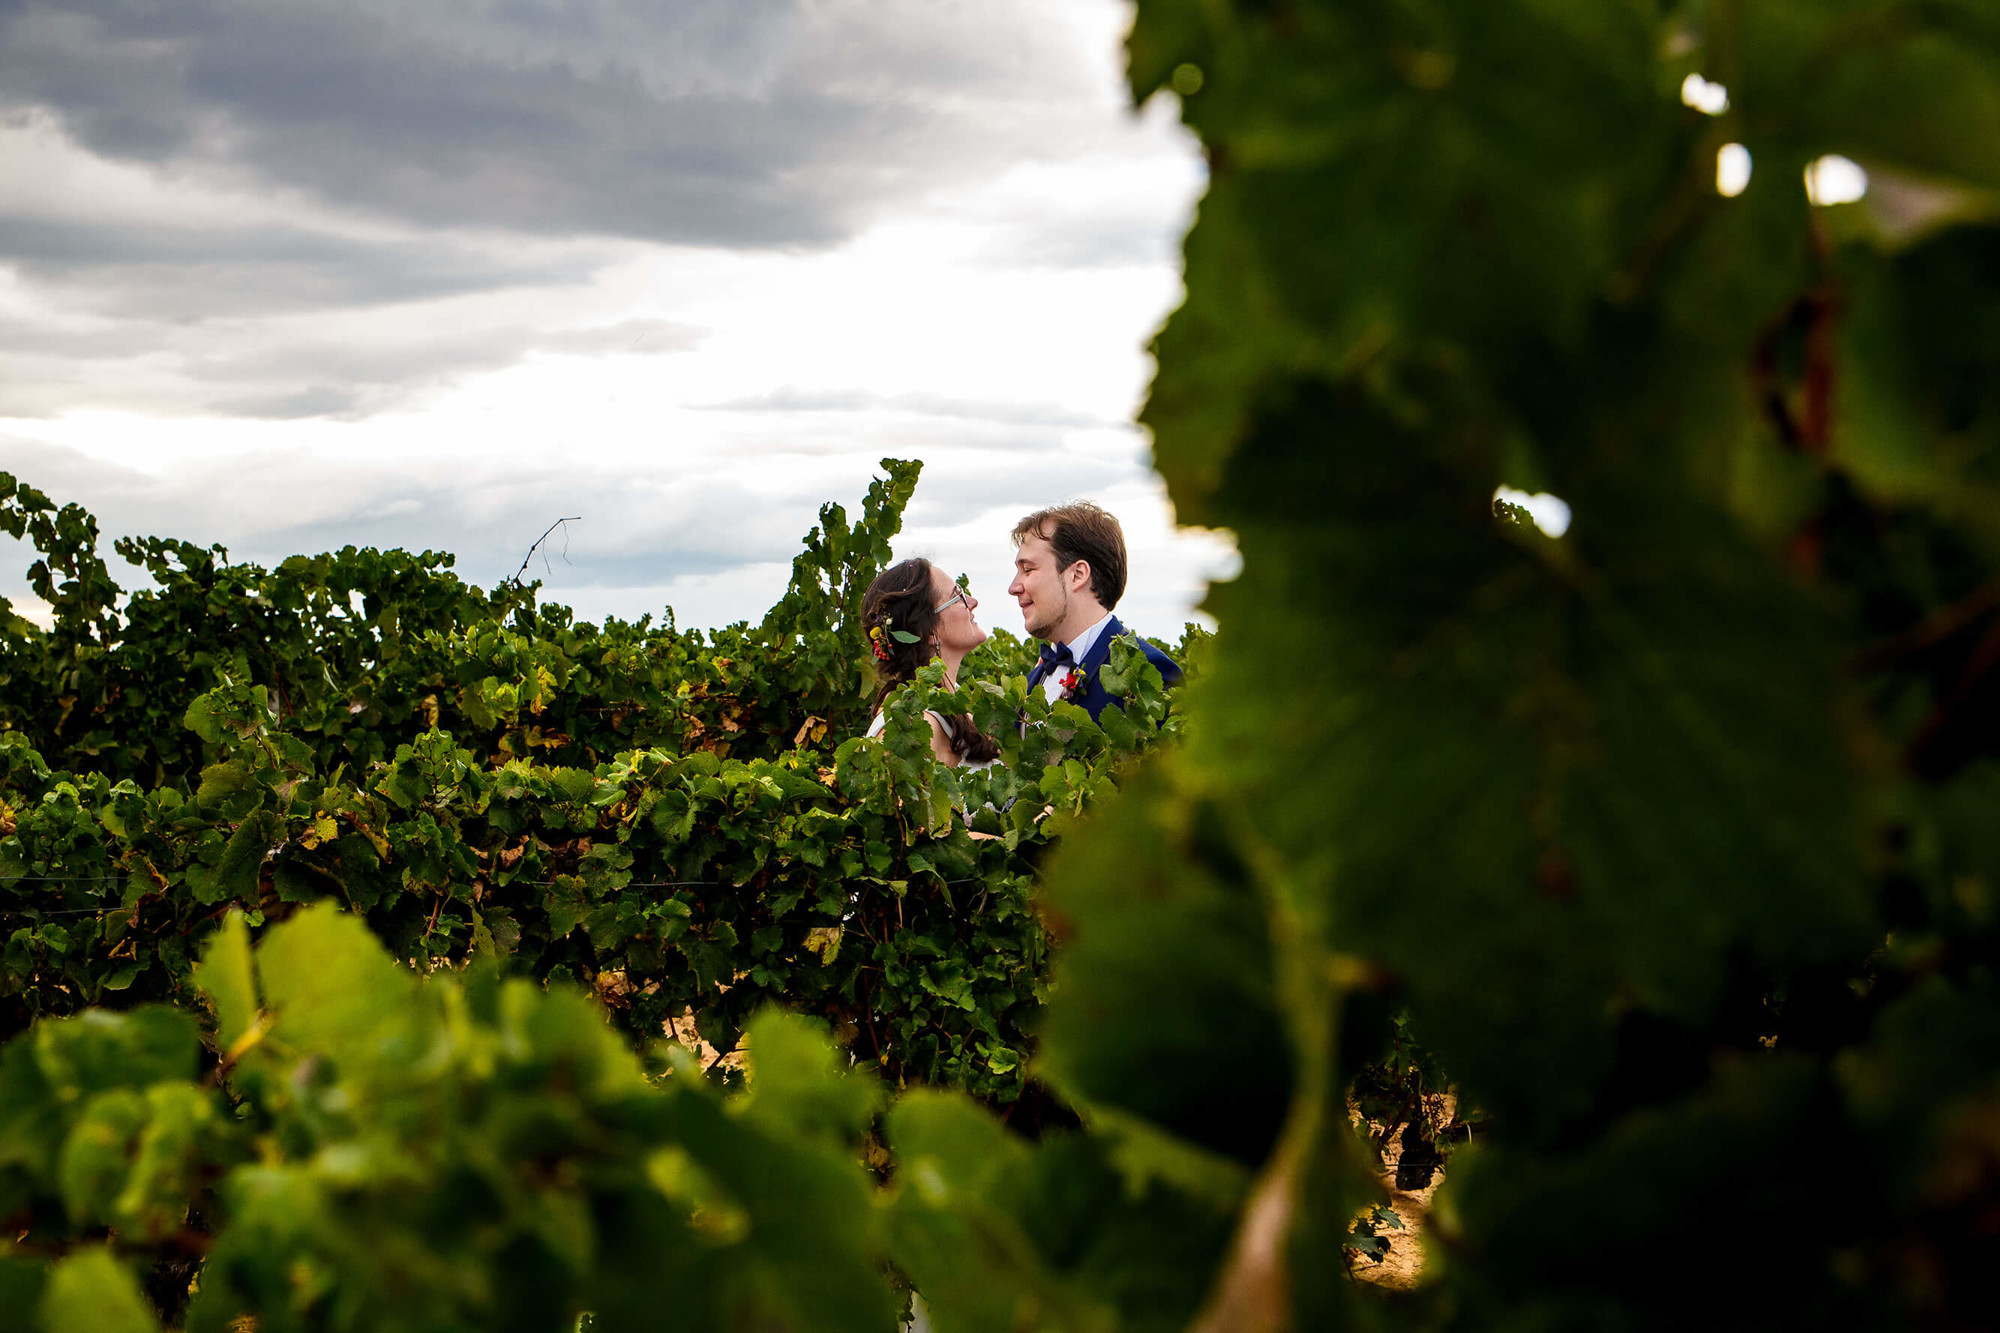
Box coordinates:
[1058,666,1086,699]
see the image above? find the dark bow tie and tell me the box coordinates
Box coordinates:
[1039,642,1075,669]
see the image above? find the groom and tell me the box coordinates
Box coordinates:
[1010,501,1183,722]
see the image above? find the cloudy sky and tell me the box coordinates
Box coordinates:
[0,0,1231,637]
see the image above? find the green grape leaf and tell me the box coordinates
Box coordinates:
[36,1249,158,1333]
[254,903,416,1063]
[192,909,259,1051]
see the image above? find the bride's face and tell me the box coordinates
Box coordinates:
[930,565,987,656]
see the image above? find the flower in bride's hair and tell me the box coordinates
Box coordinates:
[867,609,921,665]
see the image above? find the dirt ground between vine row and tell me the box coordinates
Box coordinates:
[1350,1137,1441,1292]
[664,1006,748,1073]
[1349,1095,1457,1292]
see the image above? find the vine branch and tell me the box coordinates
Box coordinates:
[508,516,583,588]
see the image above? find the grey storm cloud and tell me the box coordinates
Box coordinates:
[0,433,861,590]
[0,214,598,317]
[700,386,1108,429]
[0,428,1129,587]
[194,317,703,404]
[0,0,1135,420]
[896,457,1135,526]
[0,430,1221,634]
[0,2,1226,631]
[0,312,702,419]
[0,0,1092,247]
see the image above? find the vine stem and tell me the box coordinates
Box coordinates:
[506,517,583,588]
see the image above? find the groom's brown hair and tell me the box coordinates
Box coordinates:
[1012,502,1127,610]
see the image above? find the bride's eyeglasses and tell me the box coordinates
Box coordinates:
[934,581,972,614]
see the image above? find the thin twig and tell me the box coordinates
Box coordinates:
[507,517,582,588]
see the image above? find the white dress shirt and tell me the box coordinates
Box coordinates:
[1041,611,1114,704]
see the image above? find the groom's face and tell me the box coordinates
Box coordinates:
[1008,532,1072,640]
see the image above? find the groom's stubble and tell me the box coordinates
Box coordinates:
[1028,582,1069,641]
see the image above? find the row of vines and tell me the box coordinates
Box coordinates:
[1,459,1202,1104]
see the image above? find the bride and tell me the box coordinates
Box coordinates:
[860,558,1000,768]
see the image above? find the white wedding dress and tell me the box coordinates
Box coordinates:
[866,707,997,772]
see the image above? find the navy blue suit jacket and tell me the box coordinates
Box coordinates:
[1024,616,1184,723]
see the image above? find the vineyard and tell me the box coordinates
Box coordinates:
[0,455,1220,1328]
[8,0,2000,1329]
[0,457,1214,1099]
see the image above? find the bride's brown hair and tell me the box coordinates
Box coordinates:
[859,558,999,764]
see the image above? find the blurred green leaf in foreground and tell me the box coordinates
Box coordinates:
[1024,0,2000,1327]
